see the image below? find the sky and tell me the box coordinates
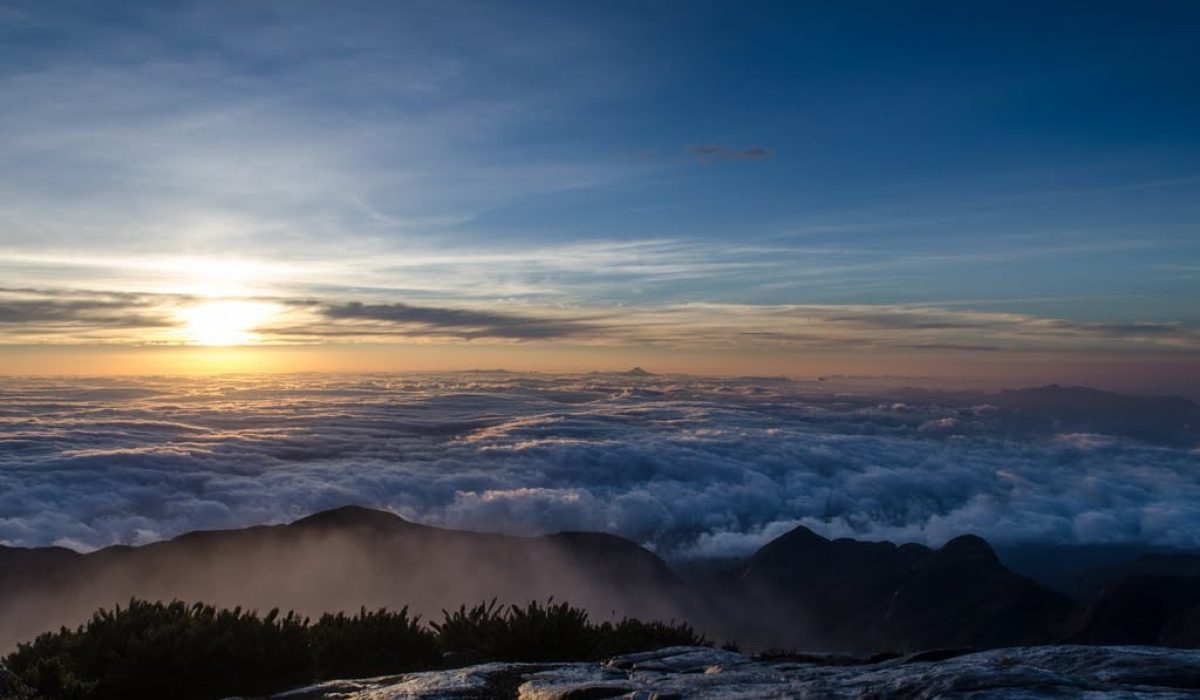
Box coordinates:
[1,1,1198,386]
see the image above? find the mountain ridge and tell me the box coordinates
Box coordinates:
[3,507,1198,655]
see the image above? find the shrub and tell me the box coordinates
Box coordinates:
[14,656,93,700]
[5,598,709,700]
[432,599,705,662]
[490,599,594,661]
[309,607,438,679]
[430,599,509,660]
[4,600,311,700]
[593,618,706,658]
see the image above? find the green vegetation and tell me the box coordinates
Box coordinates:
[431,599,703,662]
[3,598,705,700]
[309,606,439,680]
[4,601,312,700]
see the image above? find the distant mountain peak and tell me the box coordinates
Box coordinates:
[991,384,1199,445]
[1000,384,1197,408]
[0,504,694,653]
[625,367,652,376]
[781,524,829,544]
[937,534,1000,566]
[745,525,829,567]
[290,505,416,531]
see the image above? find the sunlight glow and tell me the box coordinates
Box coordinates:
[179,301,277,346]
[167,257,286,298]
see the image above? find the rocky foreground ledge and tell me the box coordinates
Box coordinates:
[261,645,1200,699]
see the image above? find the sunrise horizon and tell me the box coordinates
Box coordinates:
[2,3,1199,697]
[2,2,1197,389]
[2,343,1197,397]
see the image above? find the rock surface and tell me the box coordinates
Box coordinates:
[261,645,1200,699]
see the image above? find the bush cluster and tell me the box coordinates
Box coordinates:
[4,601,313,700]
[3,598,704,700]
[308,606,439,680]
[430,599,702,662]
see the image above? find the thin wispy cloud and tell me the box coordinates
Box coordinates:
[0,1,1195,375]
[686,145,774,162]
[0,289,178,341]
[312,301,598,341]
[1,286,1196,353]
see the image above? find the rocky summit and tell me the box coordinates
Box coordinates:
[257,645,1200,699]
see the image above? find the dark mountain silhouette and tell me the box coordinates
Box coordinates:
[733,527,1080,652]
[999,544,1200,602]
[990,384,1200,445]
[1076,575,1200,646]
[1100,552,1200,582]
[0,506,693,653]
[998,543,1183,600]
[882,535,1080,650]
[3,507,1197,656]
[733,526,930,650]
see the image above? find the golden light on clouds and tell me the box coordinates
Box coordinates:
[178,300,278,346]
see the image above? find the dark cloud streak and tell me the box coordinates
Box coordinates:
[0,298,173,329]
[317,301,597,340]
[687,145,774,162]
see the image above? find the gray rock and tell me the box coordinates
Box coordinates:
[268,645,1200,699]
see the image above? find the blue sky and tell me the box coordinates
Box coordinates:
[0,1,1197,377]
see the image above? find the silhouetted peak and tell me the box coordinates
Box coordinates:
[937,534,999,565]
[752,525,830,559]
[626,366,652,376]
[548,531,655,563]
[547,531,683,586]
[898,542,933,556]
[780,524,830,546]
[290,505,415,531]
[549,530,644,550]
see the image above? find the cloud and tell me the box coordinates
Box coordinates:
[1,373,1197,559]
[0,299,162,327]
[312,301,597,340]
[606,303,1200,353]
[0,289,177,339]
[2,284,1197,354]
[0,1,647,262]
[687,145,774,162]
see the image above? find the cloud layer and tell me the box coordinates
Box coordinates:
[1,373,1197,557]
[3,286,1198,355]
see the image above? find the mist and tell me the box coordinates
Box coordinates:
[0,507,697,653]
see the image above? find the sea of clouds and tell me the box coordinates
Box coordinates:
[1,372,1197,556]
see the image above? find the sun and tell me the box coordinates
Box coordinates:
[180,300,276,346]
